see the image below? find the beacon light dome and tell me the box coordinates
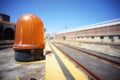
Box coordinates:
[14,13,44,49]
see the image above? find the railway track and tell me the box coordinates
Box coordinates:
[52,42,120,80]
[0,40,14,49]
[56,42,120,67]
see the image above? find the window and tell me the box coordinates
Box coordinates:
[109,36,114,42]
[81,36,84,38]
[118,36,120,39]
[100,36,104,39]
[63,36,66,40]
[77,36,80,39]
[109,36,113,39]
[91,36,94,39]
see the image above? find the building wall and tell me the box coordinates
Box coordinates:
[55,19,120,57]
[79,43,120,57]
[0,13,16,40]
[55,24,120,44]
[0,23,15,40]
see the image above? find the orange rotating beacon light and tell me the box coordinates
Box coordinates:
[13,14,45,62]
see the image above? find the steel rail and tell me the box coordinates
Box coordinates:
[58,42,120,66]
[52,42,101,80]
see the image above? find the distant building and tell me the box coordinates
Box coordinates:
[55,19,120,44]
[0,13,10,22]
[55,19,120,57]
[45,33,55,40]
[0,13,16,40]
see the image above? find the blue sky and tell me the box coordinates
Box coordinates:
[0,0,120,32]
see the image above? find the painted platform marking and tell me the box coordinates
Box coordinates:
[50,42,88,80]
[45,41,66,80]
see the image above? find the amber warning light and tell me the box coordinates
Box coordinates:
[13,13,45,62]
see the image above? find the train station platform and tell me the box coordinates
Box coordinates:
[45,41,88,80]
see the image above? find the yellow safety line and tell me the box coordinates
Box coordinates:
[15,60,45,65]
[50,42,88,80]
[15,76,19,80]
[45,54,66,80]
[45,41,66,80]
[45,41,52,51]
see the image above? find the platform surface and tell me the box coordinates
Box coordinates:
[0,48,45,80]
[45,41,88,80]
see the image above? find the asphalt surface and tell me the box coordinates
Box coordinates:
[0,48,45,80]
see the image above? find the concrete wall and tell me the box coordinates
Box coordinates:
[79,43,120,57]
[56,40,120,58]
